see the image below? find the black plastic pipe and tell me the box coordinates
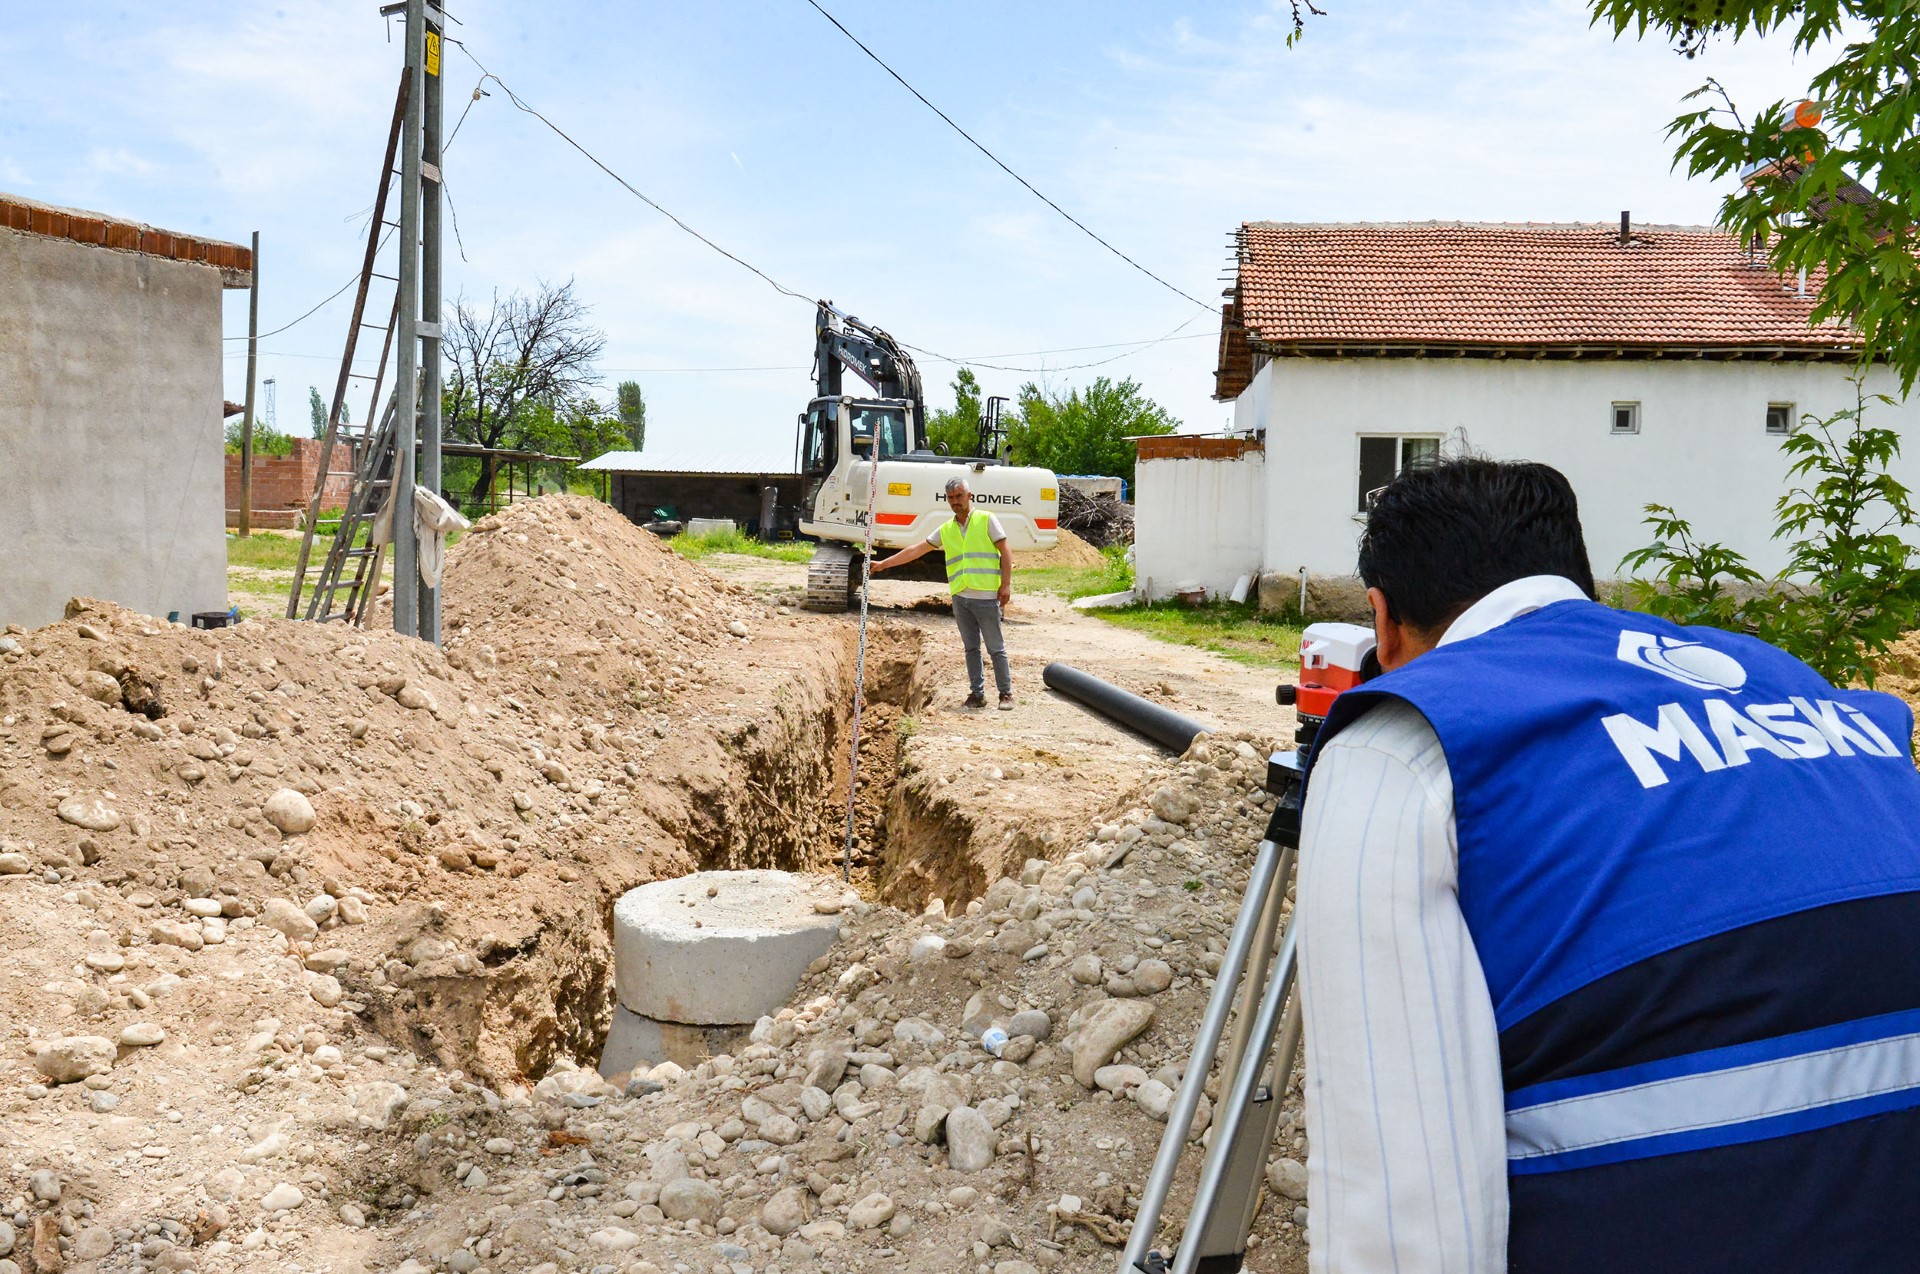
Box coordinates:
[1042,662,1213,754]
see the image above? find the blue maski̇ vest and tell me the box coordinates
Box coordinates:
[1308,598,1920,1273]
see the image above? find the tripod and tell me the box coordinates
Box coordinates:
[1120,751,1311,1274]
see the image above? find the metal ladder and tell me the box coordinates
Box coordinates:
[287,67,411,622]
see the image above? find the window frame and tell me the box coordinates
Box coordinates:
[1355,432,1444,514]
[1765,402,1795,436]
[1610,401,1641,436]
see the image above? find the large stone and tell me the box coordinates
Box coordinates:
[658,1177,722,1225]
[612,870,842,1024]
[34,1036,115,1084]
[1148,784,1200,825]
[263,789,315,836]
[260,1183,304,1212]
[760,1185,808,1236]
[848,1193,895,1229]
[945,1105,995,1172]
[56,795,121,832]
[1267,1157,1309,1201]
[1072,999,1156,1088]
[261,898,319,943]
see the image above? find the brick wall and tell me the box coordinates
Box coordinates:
[225,438,354,528]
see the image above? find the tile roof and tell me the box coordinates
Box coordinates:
[1,192,253,287]
[1227,221,1858,358]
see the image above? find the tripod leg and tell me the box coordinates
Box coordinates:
[1172,908,1299,1274]
[1193,993,1303,1266]
[1119,839,1289,1274]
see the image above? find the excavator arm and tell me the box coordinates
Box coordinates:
[813,300,927,447]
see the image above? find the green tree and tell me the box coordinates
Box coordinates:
[443,280,607,504]
[1590,2,1920,388]
[1621,391,1920,686]
[617,380,647,450]
[926,367,986,457]
[308,386,326,440]
[1005,375,1177,485]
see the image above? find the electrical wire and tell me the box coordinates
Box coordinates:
[221,229,393,341]
[452,42,816,308]
[800,0,1213,314]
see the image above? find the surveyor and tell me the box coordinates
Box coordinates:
[1294,456,1920,1272]
[870,476,1015,710]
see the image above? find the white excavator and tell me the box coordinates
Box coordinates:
[797,301,1059,610]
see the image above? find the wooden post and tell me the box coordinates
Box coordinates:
[238,230,260,537]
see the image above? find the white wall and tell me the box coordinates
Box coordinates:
[1247,358,1919,580]
[1134,448,1267,600]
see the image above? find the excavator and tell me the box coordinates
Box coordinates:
[797,301,1059,610]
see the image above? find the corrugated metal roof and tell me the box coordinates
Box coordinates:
[578,447,799,477]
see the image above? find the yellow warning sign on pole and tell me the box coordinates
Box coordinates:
[425,31,441,76]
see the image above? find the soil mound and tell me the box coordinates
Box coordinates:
[1022,526,1105,569]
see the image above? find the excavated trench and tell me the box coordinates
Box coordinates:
[379,619,1024,1084]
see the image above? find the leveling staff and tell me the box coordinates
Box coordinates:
[871,477,1016,710]
[1295,458,1920,1273]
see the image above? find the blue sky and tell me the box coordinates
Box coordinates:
[1,1,1833,455]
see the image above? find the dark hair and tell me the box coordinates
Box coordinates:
[1356,457,1596,634]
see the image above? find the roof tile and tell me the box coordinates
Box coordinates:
[1229,221,1856,354]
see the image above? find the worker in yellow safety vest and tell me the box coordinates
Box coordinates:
[870,477,1016,710]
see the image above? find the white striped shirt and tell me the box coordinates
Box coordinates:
[1297,576,1588,1273]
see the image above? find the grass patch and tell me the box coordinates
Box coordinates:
[1018,543,1134,600]
[669,527,816,563]
[1090,600,1302,669]
[225,531,313,572]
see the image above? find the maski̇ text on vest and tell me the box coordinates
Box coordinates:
[1602,697,1903,789]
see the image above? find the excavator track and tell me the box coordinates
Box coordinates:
[803,544,860,612]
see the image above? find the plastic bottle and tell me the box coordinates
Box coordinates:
[980,1026,1008,1057]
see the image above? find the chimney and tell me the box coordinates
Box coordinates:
[1619,210,1631,245]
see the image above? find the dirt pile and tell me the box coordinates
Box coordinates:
[1021,529,1105,570]
[281,731,1305,1274]
[0,493,1303,1274]
[1876,631,1920,715]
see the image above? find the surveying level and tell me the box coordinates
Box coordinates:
[1121,622,1379,1274]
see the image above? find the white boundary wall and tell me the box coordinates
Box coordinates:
[1233,358,1920,581]
[1134,441,1266,601]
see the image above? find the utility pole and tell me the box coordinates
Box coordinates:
[384,0,446,640]
[238,230,260,539]
[418,0,445,643]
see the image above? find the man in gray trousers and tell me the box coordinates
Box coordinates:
[871,477,1015,710]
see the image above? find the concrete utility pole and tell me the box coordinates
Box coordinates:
[238,230,260,538]
[386,0,446,640]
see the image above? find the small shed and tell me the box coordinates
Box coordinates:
[1,193,252,628]
[579,447,805,536]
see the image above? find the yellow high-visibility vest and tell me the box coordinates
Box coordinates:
[938,513,1002,595]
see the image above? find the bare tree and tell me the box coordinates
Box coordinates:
[443,279,606,504]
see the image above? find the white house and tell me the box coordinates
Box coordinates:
[1134,220,1918,609]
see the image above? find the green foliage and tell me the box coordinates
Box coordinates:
[1005,376,1177,484]
[1018,543,1136,600]
[1091,600,1303,670]
[1590,1,1920,389]
[1619,397,1920,686]
[617,380,647,450]
[668,527,816,563]
[308,386,326,440]
[224,417,295,457]
[926,368,987,458]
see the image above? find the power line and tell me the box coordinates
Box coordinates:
[800,0,1213,314]
[452,42,816,308]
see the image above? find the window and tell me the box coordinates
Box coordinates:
[849,405,910,460]
[1611,402,1641,435]
[1766,402,1795,435]
[1357,435,1441,512]
[802,405,837,473]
